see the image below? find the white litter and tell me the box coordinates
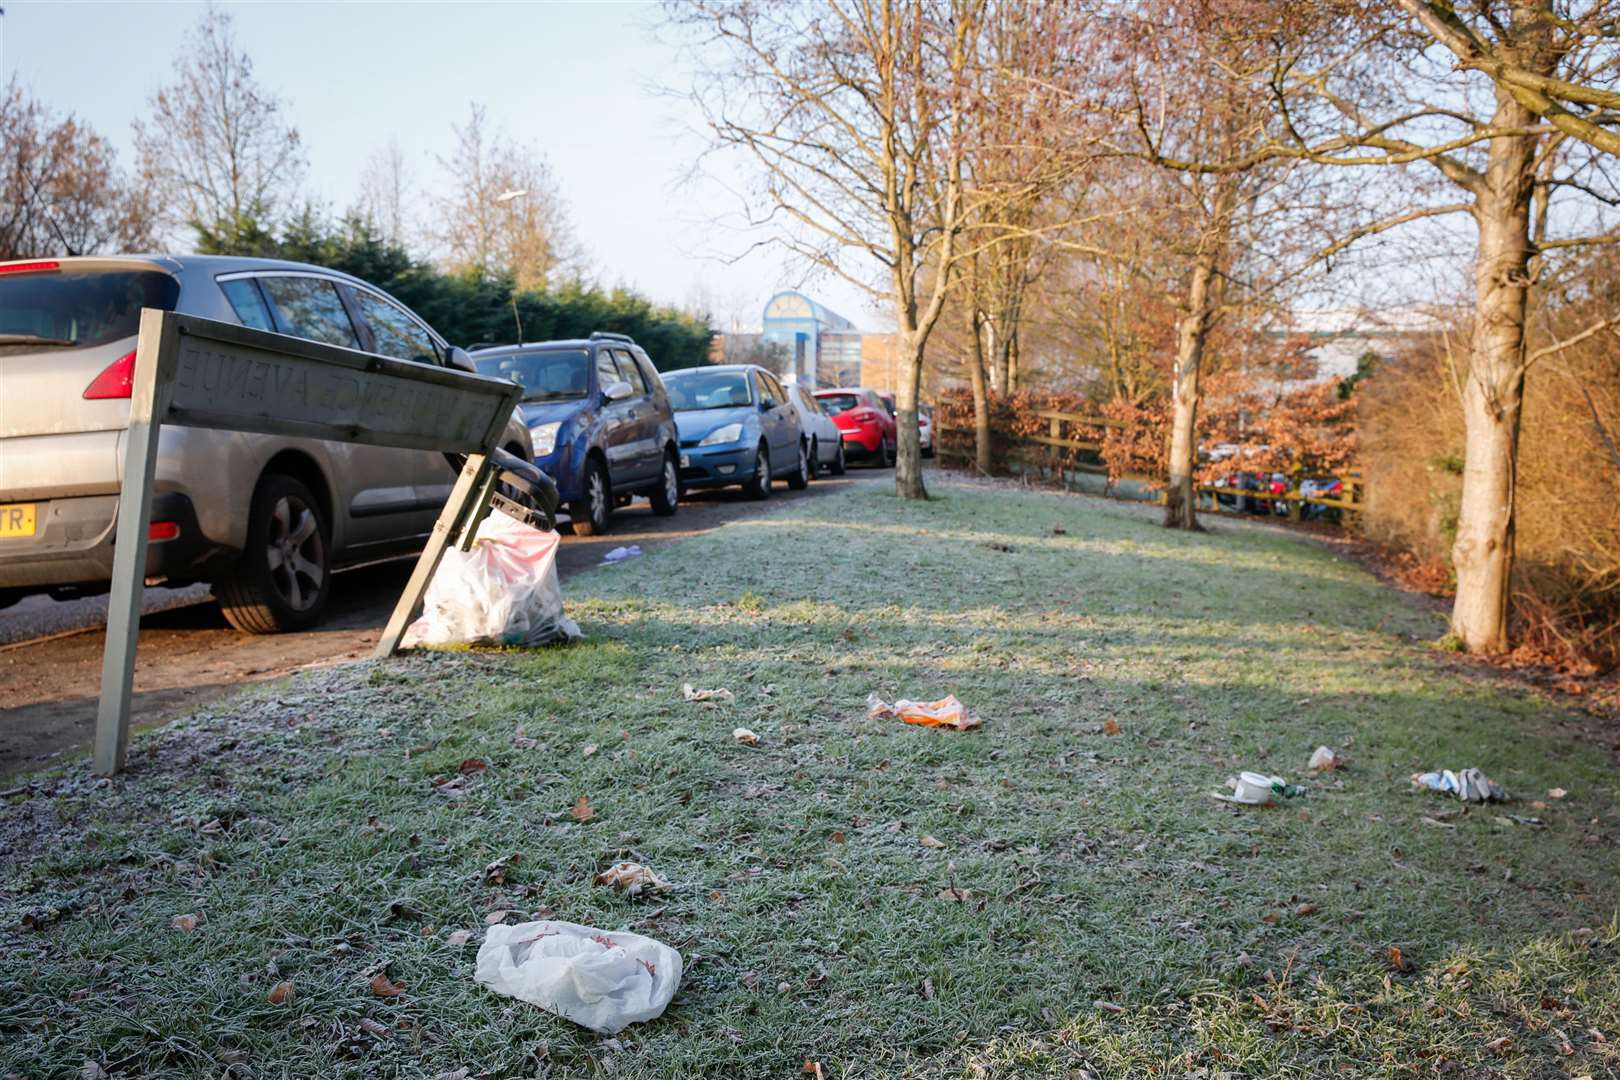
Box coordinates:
[603,545,643,563]
[474,920,682,1034]
[683,682,735,704]
[1308,746,1339,771]
[732,727,759,746]
[403,510,580,647]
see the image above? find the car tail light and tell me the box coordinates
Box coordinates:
[83,350,137,399]
[0,260,60,275]
[148,521,181,542]
[1329,480,1343,496]
[852,408,878,423]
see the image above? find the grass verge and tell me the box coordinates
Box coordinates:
[1,479,1616,1078]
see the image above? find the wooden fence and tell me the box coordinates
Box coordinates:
[936,407,1365,518]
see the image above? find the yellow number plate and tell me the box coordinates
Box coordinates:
[0,503,37,538]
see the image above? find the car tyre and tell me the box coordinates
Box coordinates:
[806,438,820,481]
[831,440,847,475]
[650,450,679,516]
[788,440,810,490]
[882,438,896,468]
[217,473,331,634]
[746,446,772,500]
[570,456,612,536]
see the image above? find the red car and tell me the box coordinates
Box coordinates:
[814,387,896,467]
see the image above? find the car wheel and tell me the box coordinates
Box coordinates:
[883,438,896,468]
[831,441,847,476]
[788,440,810,490]
[570,457,612,536]
[650,451,679,516]
[746,446,771,500]
[217,473,331,634]
[806,438,820,481]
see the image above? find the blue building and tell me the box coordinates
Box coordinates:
[760,290,863,389]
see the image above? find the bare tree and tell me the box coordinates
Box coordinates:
[357,138,413,248]
[433,103,575,292]
[0,80,154,258]
[132,8,305,244]
[675,0,990,499]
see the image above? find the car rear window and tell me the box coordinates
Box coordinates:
[816,392,861,415]
[0,267,180,352]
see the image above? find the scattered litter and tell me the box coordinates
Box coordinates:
[731,727,759,746]
[170,912,204,932]
[937,886,972,902]
[1212,771,1304,805]
[1412,768,1505,803]
[867,693,982,731]
[1548,787,1568,799]
[803,1062,826,1080]
[594,862,672,896]
[267,980,294,1004]
[683,683,735,704]
[1308,746,1339,771]
[919,835,946,849]
[1493,814,1545,828]
[603,545,643,563]
[403,510,580,647]
[1421,816,1457,830]
[1386,946,1415,973]
[474,920,682,1034]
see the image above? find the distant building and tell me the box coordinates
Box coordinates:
[760,291,865,388]
[1274,306,1448,391]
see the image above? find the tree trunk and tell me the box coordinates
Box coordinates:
[968,308,993,475]
[1450,93,1539,653]
[894,331,928,499]
[1163,254,1215,530]
[1006,329,1020,393]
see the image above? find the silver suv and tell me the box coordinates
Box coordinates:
[0,255,533,633]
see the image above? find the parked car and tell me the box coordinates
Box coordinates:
[876,392,934,457]
[0,254,533,632]
[471,333,679,536]
[814,387,896,466]
[1299,476,1345,521]
[663,365,810,497]
[785,381,846,477]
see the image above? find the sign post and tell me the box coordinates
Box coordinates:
[93,310,532,775]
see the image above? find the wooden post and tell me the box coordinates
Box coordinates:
[93,311,178,775]
[373,450,495,658]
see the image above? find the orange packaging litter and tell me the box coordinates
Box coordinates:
[866,693,982,731]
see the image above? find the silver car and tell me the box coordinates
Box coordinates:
[0,255,532,633]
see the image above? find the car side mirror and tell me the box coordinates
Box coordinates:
[760,399,775,412]
[603,379,634,403]
[445,346,476,374]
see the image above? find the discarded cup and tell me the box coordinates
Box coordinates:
[1308,746,1338,771]
[1213,771,1305,805]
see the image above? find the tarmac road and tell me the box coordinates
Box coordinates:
[0,471,875,777]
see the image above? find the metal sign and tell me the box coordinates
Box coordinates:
[94,309,526,776]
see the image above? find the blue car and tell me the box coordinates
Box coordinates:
[663,365,811,499]
[471,333,679,536]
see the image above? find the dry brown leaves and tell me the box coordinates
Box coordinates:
[570,795,595,822]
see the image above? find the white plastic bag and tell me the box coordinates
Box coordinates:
[474,920,682,1034]
[402,510,580,647]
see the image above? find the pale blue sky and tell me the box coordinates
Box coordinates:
[0,0,883,330]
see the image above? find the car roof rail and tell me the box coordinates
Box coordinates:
[588,331,635,343]
[466,342,503,352]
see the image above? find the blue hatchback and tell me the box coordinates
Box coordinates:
[663,365,811,499]
[471,333,680,536]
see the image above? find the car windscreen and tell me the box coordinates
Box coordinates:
[816,392,861,416]
[663,370,753,410]
[0,267,180,354]
[475,349,592,401]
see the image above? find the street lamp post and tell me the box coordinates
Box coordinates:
[495,189,529,343]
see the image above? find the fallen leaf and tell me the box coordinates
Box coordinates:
[708,888,725,902]
[582,743,598,758]
[570,795,595,822]
[829,831,846,844]
[1261,911,1281,925]
[434,1070,472,1080]
[171,912,203,932]
[484,909,511,926]
[358,1017,392,1039]
[732,727,760,746]
[1295,903,1318,916]
[267,980,294,1004]
[920,976,935,999]
[1094,999,1125,1014]
[80,1062,109,1080]
[683,683,734,704]
[369,972,406,998]
[458,757,487,777]
[802,1062,825,1080]
[1387,946,1415,973]
[1549,787,1568,799]
[484,853,520,885]
[1486,1036,1512,1055]
[919,835,946,849]
[937,887,972,902]
[447,929,473,946]
[1101,719,1121,736]
[594,861,673,896]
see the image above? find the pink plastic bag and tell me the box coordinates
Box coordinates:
[403,510,579,647]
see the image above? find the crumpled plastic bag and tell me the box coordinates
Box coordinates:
[474,920,682,1034]
[1412,767,1505,803]
[867,693,981,731]
[403,510,580,647]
